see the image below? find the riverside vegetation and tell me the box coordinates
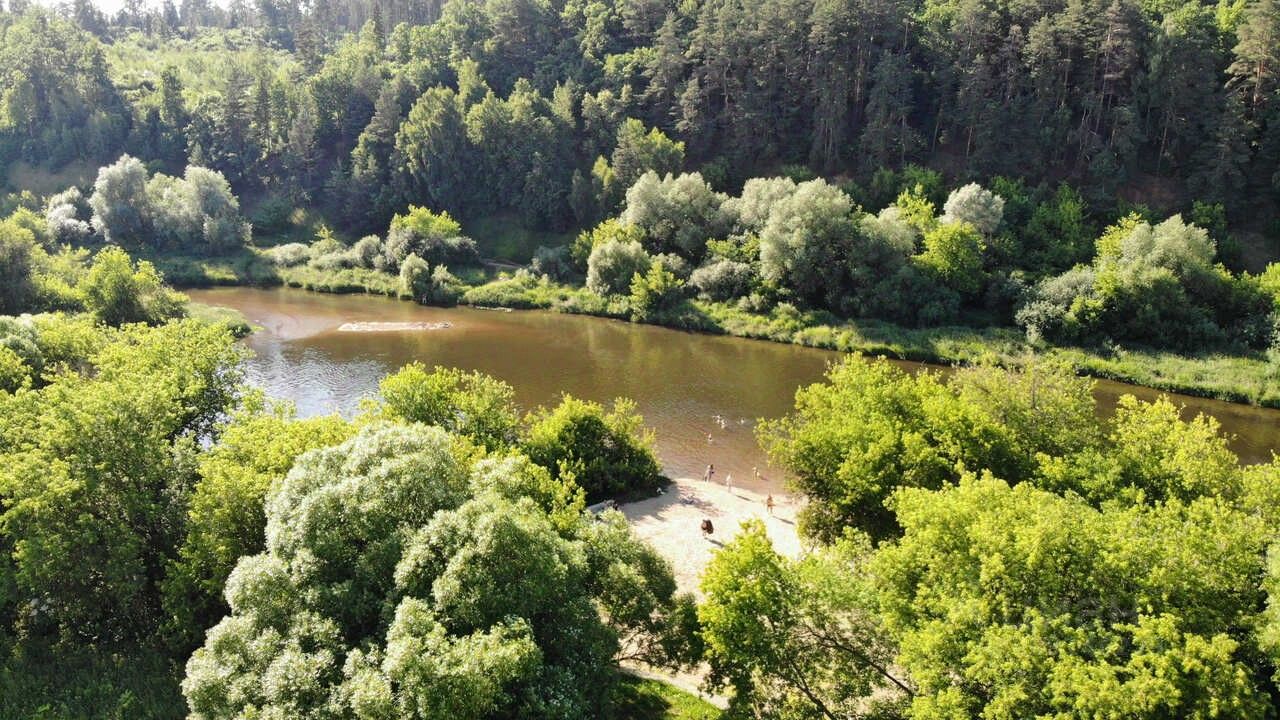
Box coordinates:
[6,244,1280,719]
[6,0,1280,717]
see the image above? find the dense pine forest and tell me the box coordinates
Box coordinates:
[5,0,1280,717]
[3,0,1279,229]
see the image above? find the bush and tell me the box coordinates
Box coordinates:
[44,187,92,245]
[629,263,686,321]
[80,247,186,327]
[307,227,344,262]
[0,345,29,392]
[89,156,249,254]
[862,264,961,326]
[523,395,663,501]
[378,363,520,450]
[0,317,42,390]
[941,182,1005,235]
[530,245,573,281]
[571,219,645,271]
[399,253,431,299]
[1019,215,1271,351]
[652,252,691,280]
[266,242,310,267]
[383,206,475,271]
[310,250,356,271]
[0,219,38,314]
[587,239,652,296]
[250,194,295,236]
[425,265,465,306]
[350,235,384,269]
[691,259,755,301]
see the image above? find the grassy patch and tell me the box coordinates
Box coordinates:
[606,673,722,720]
[464,214,573,263]
[276,264,404,296]
[186,302,255,337]
[4,160,99,195]
[148,248,280,288]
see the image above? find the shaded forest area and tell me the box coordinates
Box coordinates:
[2,0,1278,246]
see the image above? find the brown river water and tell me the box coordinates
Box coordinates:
[187,287,1280,493]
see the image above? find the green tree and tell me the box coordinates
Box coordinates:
[915,221,987,297]
[620,171,731,261]
[700,522,910,719]
[163,405,352,650]
[599,118,684,210]
[758,179,858,310]
[0,217,38,314]
[0,320,244,643]
[629,261,686,321]
[759,357,1102,541]
[182,423,683,719]
[377,363,520,451]
[396,86,473,214]
[79,247,185,327]
[873,475,1273,719]
[89,155,152,247]
[523,395,663,501]
[587,237,652,296]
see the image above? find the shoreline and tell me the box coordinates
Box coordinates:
[616,478,804,709]
[162,252,1280,409]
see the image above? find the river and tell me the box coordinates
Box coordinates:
[187,287,1280,491]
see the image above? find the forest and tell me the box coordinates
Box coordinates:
[3,0,1280,716]
[2,0,1280,400]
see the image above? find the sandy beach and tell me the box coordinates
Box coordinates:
[621,477,804,597]
[615,478,804,706]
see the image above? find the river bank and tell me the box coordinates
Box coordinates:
[164,249,1280,409]
[618,478,804,712]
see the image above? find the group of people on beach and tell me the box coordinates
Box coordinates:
[698,461,776,539]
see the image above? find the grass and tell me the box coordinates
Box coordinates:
[4,160,100,196]
[465,213,574,263]
[276,264,405,296]
[148,248,279,287]
[186,302,255,338]
[606,673,722,720]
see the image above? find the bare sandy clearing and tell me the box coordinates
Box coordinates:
[620,477,804,597]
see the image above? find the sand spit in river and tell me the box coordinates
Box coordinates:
[336,321,453,332]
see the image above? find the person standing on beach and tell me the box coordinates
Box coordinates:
[725,473,733,490]
[704,464,714,483]
[766,494,775,516]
